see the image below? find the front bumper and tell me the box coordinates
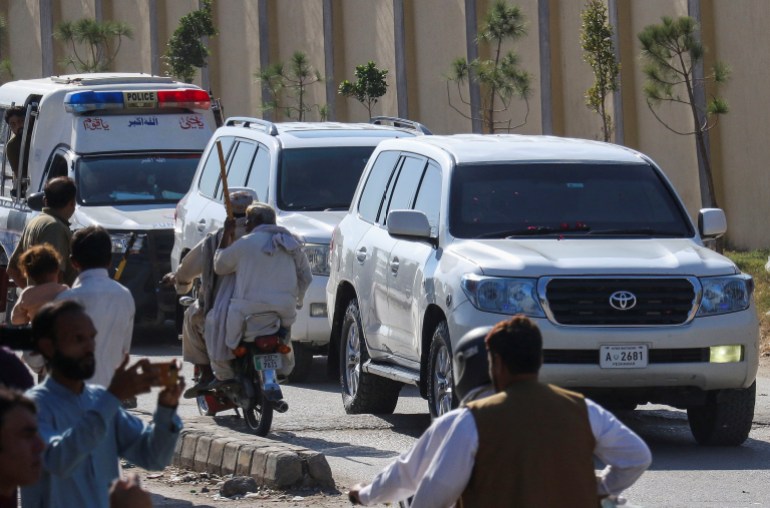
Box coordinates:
[449,299,759,392]
[291,275,331,346]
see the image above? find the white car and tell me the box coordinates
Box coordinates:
[172,116,428,381]
[326,134,759,446]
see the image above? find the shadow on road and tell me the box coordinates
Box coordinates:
[151,492,215,507]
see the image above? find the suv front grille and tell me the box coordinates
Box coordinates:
[544,278,697,325]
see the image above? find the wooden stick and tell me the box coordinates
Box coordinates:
[113,233,137,281]
[216,140,233,219]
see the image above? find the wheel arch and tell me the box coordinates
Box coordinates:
[327,280,357,379]
[419,304,447,399]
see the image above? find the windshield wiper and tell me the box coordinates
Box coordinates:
[476,226,588,239]
[586,228,682,237]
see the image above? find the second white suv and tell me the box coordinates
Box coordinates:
[326,134,759,446]
[173,117,427,381]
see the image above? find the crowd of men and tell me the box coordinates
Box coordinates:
[0,176,653,507]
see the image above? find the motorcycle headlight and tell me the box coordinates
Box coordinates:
[697,275,753,316]
[461,274,545,317]
[304,243,330,277]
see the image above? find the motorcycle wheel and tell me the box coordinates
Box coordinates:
[244,391,274,437]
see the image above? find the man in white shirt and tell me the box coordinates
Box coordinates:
[401,316,652,508]
[56,226,134,387]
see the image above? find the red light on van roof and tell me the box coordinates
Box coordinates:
[157,89,211,110]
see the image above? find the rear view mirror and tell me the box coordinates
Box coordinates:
[387,210,432,240]
[698,208,726,239]
[27,191,44,212]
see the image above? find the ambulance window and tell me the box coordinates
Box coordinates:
[47,154,69,181]
[198,136,234,198]
[217,140,256,199]
[246,144,270,202]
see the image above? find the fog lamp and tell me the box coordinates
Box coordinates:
[709,345,743,363]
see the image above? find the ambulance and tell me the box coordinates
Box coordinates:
[0,73,218,325]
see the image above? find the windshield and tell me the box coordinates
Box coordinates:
[76,153,201,206]
[449,162,694,239]
[277,146,376,211]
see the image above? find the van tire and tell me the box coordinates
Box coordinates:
[687,382,755,446]
[339,300,401,414]
[427,321,456,418]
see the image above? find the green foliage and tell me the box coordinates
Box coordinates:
[580,0,619,142]
[339,61,389,117]
[164,0,217,83]
[446,0,531,133]
[725,249,770,353]
[54,18,133,72]
[638,15,730,208]
[0,14,12,82]
[256,51,325,121]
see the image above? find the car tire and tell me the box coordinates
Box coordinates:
[687,382,756,446]
[427,320,456,418]
[288,341,313,383]
[339,300,401,414]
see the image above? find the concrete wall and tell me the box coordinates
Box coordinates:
[0,0,766,248]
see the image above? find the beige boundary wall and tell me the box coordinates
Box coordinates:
[0,0,766,249]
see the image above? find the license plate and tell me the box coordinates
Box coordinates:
[253,354,282,371]
[600,345,648,369]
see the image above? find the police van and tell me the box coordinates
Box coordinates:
[0,73,218,325]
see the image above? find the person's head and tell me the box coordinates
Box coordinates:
[229,188,257,238]
[19,243,62,285]
[245,202,276,232]
[453,326,493,403]
[43,177,77,217]
[0,388,44,495]
[32,300,96,382]
[485,315,543,391]
[70,226,112,271]
[4,106,25,136]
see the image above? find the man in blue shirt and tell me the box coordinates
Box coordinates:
[21,299,184,508]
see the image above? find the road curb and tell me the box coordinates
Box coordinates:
[132,411,334,489]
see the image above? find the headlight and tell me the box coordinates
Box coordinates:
[109,233,143,254]
[304,243,330,277]
[697,275,753,316]
[461,274,545,317]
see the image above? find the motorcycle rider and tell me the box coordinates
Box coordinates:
[211,202,312,388]
[161,189,256,398]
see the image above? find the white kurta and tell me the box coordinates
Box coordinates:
[56,268,135,387]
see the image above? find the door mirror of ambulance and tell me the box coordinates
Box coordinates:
[698,208,727,239]
[27,191,44,211]
[387,210,432,240]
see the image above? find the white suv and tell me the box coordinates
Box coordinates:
[173,117,428,381]
[326,134,759,446]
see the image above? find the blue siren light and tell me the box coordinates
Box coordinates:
[64,91,125,113]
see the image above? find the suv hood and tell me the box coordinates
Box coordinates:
[450,238,739,277]
[73,204,176,231]
[278,210,347,244]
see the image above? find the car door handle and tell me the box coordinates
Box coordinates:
[356,247,367,264]
[390,257,399,275]
[197,219,207,232]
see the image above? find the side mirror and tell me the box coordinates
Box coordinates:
[387,209,432,240]
[698,208,727,239]
[27,191,44,212]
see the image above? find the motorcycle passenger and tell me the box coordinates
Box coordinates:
[161,189,257,398]
[211,202,312,388]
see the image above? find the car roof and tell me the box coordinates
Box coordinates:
[376,134,647,164]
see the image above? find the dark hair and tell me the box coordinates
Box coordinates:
[32,299,85,345]
[19,243,62,283]
[71,226,112,269]
[0,387,37,450]
[485,315,543,375]
[44,177,77,209]
[4,106,25,123]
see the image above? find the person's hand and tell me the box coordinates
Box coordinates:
[348,483,364,505]
[109,473,152,508]
[108,356,157,402]
[218,218,236,249]
[160,272,176,287]
[157,371,185,409]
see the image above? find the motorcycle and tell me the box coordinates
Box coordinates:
[180,297,289,437]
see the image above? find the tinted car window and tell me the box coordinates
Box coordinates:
[383,156,426,224]
[217,140,256,199]
[198,136,234,198]
[449,162,694,239]
[358,151,400,223]
[413,161,441,235]
[246,145,270,202]
[277,146,375,211]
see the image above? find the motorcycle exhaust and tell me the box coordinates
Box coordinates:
[272,400,289,413]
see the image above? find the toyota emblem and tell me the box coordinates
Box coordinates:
[609,290,637,311]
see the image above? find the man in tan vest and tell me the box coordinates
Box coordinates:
[408,315,652,508]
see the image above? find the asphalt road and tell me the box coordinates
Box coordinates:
[131,332,770,507]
